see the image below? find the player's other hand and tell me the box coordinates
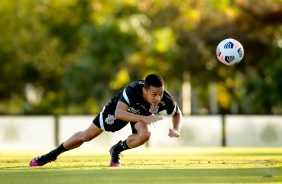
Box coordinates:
[143,115,163,123]
[168,128,180,138]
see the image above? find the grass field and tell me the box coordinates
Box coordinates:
[0,147,282,184]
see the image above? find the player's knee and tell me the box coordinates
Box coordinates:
[138,132,151,142]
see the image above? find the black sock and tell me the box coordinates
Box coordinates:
[46,143,68,159]
[114,140,130,153]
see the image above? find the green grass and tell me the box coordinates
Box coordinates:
[0,147,282,184]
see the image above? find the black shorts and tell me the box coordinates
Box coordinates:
[93,106,137,133]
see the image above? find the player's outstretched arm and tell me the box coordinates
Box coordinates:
[115,101,163,123]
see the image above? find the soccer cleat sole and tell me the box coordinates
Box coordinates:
[110,161,121,167]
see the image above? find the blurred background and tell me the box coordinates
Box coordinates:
[0,0,282,149]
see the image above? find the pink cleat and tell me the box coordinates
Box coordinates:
[109,141,122,167]
[29,155,56,167]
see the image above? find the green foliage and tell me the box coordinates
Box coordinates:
[0,0,281,114]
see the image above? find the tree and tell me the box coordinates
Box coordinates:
[0,0,281,114]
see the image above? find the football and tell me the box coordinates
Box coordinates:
[216,38,244,66]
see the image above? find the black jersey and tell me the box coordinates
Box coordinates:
[107,80,179,116]
[93,80,179,132]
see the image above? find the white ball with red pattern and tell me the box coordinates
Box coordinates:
[216,38,244,66]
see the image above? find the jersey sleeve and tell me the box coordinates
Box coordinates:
[167,102,179,117]
[118,86,134,106]
[164,91,180,117]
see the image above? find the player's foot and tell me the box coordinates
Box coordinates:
[29,155,57,167]
[109,141,122,167]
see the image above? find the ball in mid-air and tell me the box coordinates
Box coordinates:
[216,38,244,66]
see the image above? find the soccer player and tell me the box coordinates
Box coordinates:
[29,73,182,167]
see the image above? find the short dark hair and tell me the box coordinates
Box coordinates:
[144,74,164,89]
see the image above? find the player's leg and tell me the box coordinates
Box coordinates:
[110,122,153,167]
[63,123,103,150]
[29,123,103,167]
[126,122,153,148]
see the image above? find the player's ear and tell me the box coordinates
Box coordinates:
[142,87,146,94]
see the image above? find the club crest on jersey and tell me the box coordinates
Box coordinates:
[105,114,115,125]
[149,105,159,114]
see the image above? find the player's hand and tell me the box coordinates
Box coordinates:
[168,128,180,138]
[143,115,163,123]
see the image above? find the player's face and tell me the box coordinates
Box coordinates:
[143,86,164,106]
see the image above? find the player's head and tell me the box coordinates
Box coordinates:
[143,74,164,106]
[144,74,164,89]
